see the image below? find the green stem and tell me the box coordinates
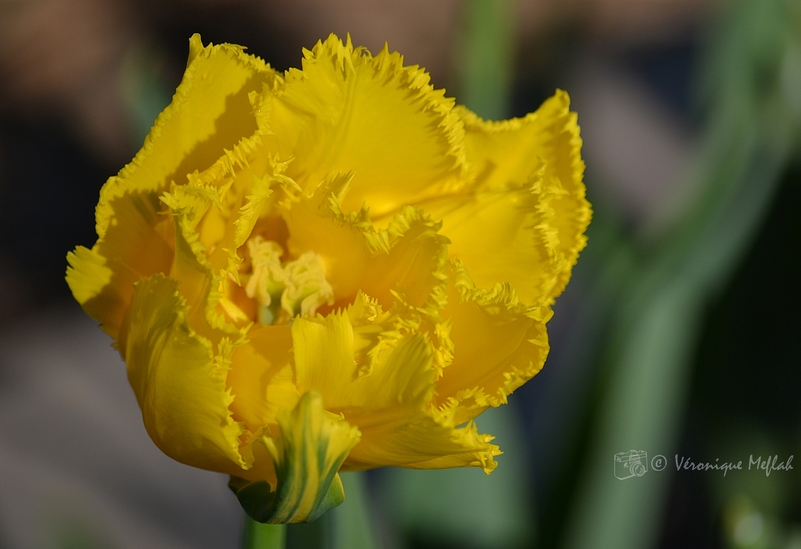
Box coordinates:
[330,472,378,549]
[286,517,328,549]
[242,517,286,549]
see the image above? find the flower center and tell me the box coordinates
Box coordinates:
[244,236,334,325]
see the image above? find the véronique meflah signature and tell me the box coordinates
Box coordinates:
[674,454,793,477]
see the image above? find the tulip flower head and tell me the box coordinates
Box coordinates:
[67,34,590,523]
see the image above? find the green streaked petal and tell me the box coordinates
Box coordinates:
[231,391,361,524]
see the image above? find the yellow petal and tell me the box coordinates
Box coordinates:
[97,34,275,237]
[453,90,591,301]
[125,273,247,474]
[162,165,281,338]
[261,35,466,218]
[291,310,499,472]
[227,324,299,434]
[66,246,134,343]
[285,181,449,314]
[459,90,581,193]
[292,311,434,411]
[232,155,301,250]
[433,261,551,425]
[357,205,449,315]
[342,406,501,474]
[66,193,173,343]
[67,34,276,339]
[424,172,569,306]
[292,312,365,407]
[230,391,360,524]
[168,191,216,314]
[185,134,299,273]
[282,174,367,300]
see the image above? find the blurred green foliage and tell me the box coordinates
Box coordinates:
[388,0,801,548]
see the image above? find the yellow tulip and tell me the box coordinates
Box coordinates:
[66,34,590,523]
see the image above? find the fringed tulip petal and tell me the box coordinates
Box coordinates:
[68,34,276,342]
[67,34,589,524]
[456,91,592,301]
[125,274,247,473]
[434,261,551,424]
[262,35,467,218]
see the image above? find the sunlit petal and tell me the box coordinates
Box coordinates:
[261,35,467,218]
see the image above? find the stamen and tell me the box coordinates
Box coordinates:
[244,236,334,324]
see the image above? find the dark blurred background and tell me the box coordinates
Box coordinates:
[1,1,799,548]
